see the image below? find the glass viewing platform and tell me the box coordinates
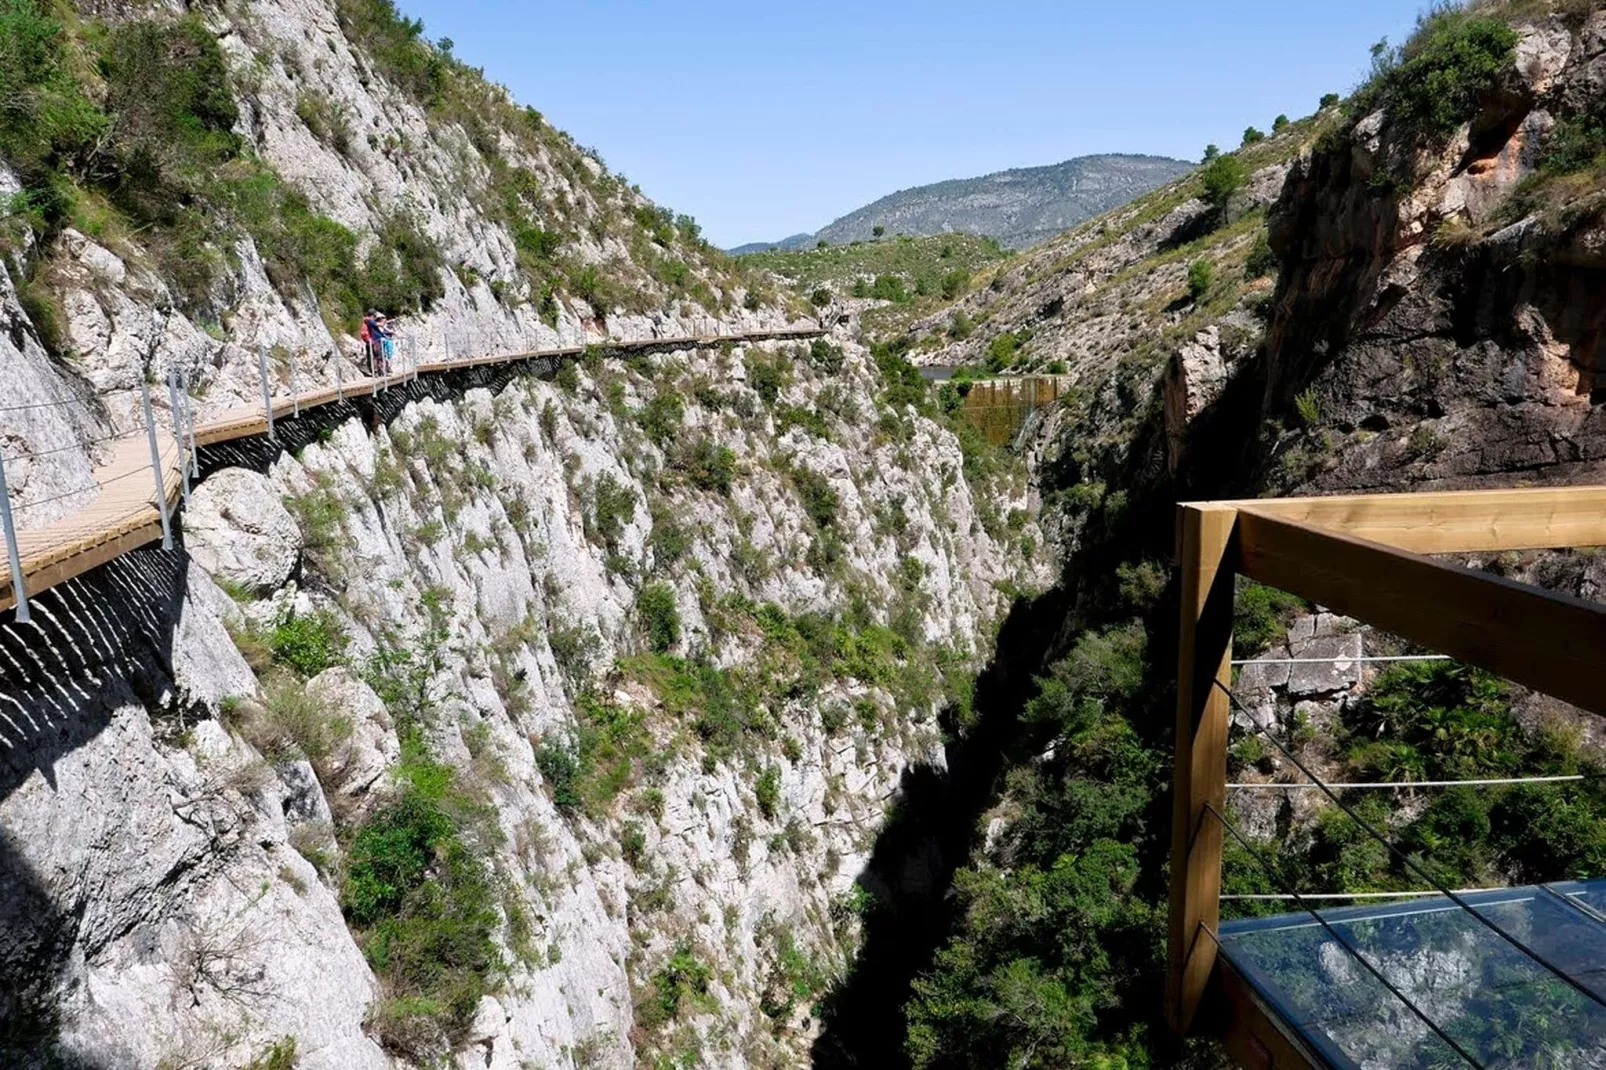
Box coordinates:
[1218,880,1606,1068]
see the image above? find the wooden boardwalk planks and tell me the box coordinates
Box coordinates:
[0,326,821,612]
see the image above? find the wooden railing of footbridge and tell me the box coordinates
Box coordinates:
[0,327,822,617]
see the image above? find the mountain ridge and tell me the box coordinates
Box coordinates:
[733,152,1194,253]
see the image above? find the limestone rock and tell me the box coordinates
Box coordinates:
[305,667,399,807]
[185,468,303,594]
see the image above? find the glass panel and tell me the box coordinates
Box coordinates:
[1220,881,1606,1068]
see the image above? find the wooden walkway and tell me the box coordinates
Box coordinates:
[0,327,820,614]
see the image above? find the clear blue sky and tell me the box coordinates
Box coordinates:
[397,0,1427,248]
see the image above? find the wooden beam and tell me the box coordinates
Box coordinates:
[1214,962,1327,1070]
[1202,485,1606,554]
[1236,508,1606,718]
[1167,503,1237,1033]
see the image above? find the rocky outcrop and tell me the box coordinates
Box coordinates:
[1252,12,1606,495]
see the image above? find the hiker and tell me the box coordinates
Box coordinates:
[361,310,386,374]
[377,314,396,372]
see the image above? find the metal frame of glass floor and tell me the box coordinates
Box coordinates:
[1217,880,1606,1068]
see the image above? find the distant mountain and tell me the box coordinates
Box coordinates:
[732,153,1195,254]
[728,233,813,256]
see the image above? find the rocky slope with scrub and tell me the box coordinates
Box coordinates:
[0,0,1048,1068]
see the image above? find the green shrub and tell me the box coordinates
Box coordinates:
[986,330,1029,372]
[362,212,446,314]
[870,274,908,302]
[268,609,347,676]
[1292,388,1321,428]
[1540,106,1606,176]
[334,0,448,107]
[638,940,712,1030]
[871,225,885,237]
[789,466,839,528]
[1351,11,1519,145]
[1200,153,1248,215]
[1244,231,1277,279]
[1186,259,1213,301]
[1320,92,1340,109]
[243,1039,298,1070]
[1241,126,1265,145]
[342,747,498,1059]
[587,473,636,551]
[637,583,680,653]
[1272,114,1290,132]
[755,764,781,819]
[638,390,684,447]
[809,338,845,373]
[535,736,583,809]
[675,438,736,494]
[810,286,832,306]
[0,0,106,224]
[747,353,789,404]
[1233,578,1306,656]
[234,673,352,771]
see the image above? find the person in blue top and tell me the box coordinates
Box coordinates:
[362,310,388,374]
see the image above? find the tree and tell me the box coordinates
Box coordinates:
[1272,114,1290,132]
[816,239,828,249]
[1200,153,1248,216]
[1242,126,1266,145]
[1202,144,1220,162]
[1187,259,1214,301]
[1320,92,1340,109]
[872,225,885,238]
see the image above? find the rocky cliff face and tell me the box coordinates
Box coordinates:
[1,328,1040,1070]
[0,1,1046,1068]
[1249,7,1606,495]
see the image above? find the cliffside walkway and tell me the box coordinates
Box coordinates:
[0,327,822,618]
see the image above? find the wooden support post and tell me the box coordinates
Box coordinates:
[1167,503,1237,1035]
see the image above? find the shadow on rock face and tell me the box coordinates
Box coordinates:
[811,585,1070,1069]
[0,545,189,1067]
[0,835,103,1069]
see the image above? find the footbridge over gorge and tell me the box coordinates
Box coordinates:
[0,325,823,621]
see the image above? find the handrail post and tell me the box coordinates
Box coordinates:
[140,378,174,550]
[1166,503,1237,1035]
[257,345,276,442]
[0,450,30,623]
[166,371,190,506]
[181,369,198,479]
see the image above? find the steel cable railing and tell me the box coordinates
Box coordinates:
[1210,675,1606,1015]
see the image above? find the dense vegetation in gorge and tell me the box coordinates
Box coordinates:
[798,3,1606,1067]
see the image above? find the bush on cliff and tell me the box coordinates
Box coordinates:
[1351,9,1519,144]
